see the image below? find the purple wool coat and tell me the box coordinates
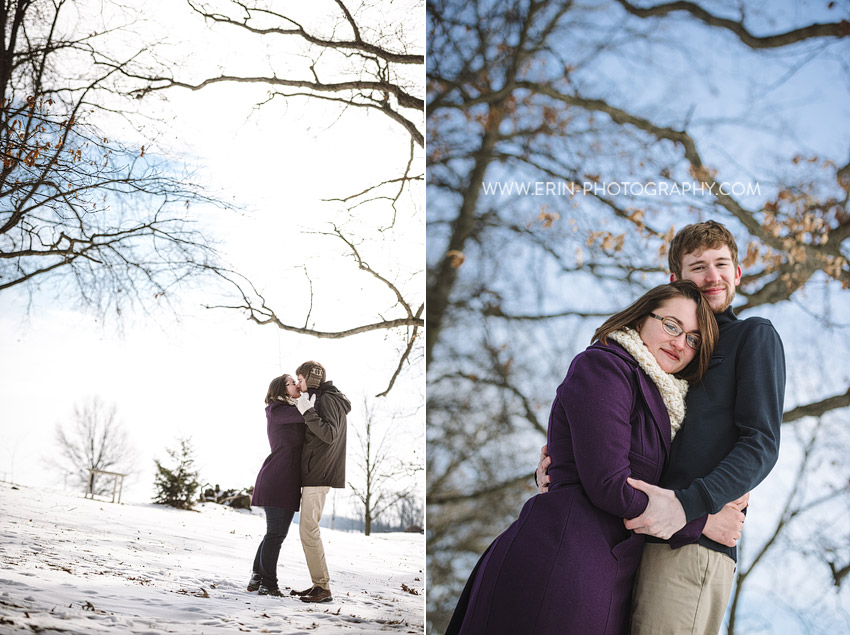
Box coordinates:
[447,341,681,635]
[251,401,306,511]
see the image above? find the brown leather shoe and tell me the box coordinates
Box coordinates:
[290,585,321,597]
[300,586,333,603]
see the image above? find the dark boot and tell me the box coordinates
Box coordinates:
[247,572,263,592]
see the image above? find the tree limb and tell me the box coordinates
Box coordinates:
[783,387,850,423]
[615,0,850,49]
[427,472,532,506]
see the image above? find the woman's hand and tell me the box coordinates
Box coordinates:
[536,444,551,493]
[702,492,749,547]
[296,392,316,414]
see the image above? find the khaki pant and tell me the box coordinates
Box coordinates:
[299,486,331,589]
[630,543,736,635]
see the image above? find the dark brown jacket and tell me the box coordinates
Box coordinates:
[300,381,351,488]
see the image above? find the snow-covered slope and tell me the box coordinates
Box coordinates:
[0,482,424,634]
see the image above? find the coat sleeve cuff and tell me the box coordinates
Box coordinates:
[625,490,649,519]
[668,515,708,548]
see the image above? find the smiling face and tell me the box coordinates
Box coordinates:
[673,245,742,313]
[637,296,700,374]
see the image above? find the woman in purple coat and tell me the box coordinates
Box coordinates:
[446,281,718,635]
[247,374,306,596]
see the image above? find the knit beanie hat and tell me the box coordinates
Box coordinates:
[297,361,326,389]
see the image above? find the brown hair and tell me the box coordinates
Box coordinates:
[668,220,739,278]
[295,360,326,388]
[592,280,718,383]
[265,374,295,405]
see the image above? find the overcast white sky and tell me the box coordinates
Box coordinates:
[0,0,425,513]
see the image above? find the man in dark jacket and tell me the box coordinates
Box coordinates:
[538,221,786,634]
[291,360,351,604]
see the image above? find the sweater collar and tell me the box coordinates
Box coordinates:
[715,306,738,325]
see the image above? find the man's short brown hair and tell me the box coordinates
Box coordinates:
[668,220,739,277]
[296,360,326,389]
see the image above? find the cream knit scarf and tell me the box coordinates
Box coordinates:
[607,327,689,439]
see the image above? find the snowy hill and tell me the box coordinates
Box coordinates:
[0,482,424,634]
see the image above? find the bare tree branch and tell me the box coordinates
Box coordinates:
[121,1,425,397]
[427,473,532,506]
[376,303,423,398]
[782,387,850,424]
[727,419,850,632]
[186,0,424,64]
[615,0,850,49]
[125,1,424,147]
[0,0,228,317]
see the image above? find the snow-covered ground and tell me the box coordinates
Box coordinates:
[0,482,424,634]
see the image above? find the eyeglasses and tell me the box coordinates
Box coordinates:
[648,313,701,350]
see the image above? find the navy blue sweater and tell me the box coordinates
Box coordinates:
[647,307,786,561]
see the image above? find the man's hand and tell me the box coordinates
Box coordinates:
[623,478,687,540]
[726,491,750,512]
[536,444,552,494]
[296,392,316,415]
[703,492,749,547]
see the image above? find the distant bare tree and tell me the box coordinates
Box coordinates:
[394,490,424,530]
[52,397,135,496]
[348,398,422,535]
